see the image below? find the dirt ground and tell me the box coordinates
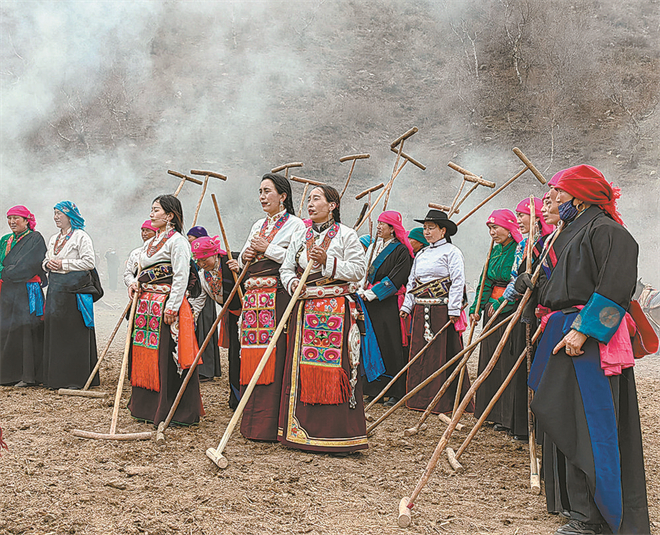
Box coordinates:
[1,295,658,535]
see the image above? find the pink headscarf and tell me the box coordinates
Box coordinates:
[6,205,36,230]
[141,219,158,232]
[378,211,414,257]
[191,236,226,260]
[515,197,554,236]
[487,209,522,243]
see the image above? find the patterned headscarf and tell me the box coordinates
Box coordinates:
[487,209,523,243]
[191,236,226,260]
[54,201,85,230]
[6,205,36,230]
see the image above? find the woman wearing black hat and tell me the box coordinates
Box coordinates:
[400,210,472,414]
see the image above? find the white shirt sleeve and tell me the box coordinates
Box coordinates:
[321,225,366,283]
[446,245,465,316]
[238,220,262,269]
[280,232,304,294]
[123,247,141,287]
[401,254,419,314]
[165,234,191,313]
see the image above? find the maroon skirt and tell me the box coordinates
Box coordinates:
[278,296,368,453]
[405,303,473,414]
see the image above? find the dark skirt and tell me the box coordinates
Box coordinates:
[362,295,406,400]
[473,309,515,425]
[497,319,532,436]
[227,311,240,409]
[531,313,650,533]
[127,320,203,426]
[195,298,221,380]
[42,273,99,390]
[405,303,472,414]
[278,296,368,453]
[0,281,45,385]
[240,286,290,441]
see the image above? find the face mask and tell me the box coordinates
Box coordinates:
[558,198,579,223]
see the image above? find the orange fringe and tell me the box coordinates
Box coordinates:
[177,298,200,370]
[299,364,350,405]
[240,346,276,386]
[132,344,160,392]
[217,315,229,349]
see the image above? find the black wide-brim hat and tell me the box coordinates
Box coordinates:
[413,209,458,236]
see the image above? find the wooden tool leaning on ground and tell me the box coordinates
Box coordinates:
[397,226,562,528]
[205,260,315,468]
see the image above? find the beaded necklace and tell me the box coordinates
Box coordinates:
[53,229,74,255]
[146,228,176,258]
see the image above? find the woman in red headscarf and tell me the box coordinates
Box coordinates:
[189,236,241,381]
[468,209,522,432]
[0,206,47,386]
[529,165,649,535]
[358,210,413,406]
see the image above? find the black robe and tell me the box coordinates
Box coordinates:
[362,241,412,400]
[0,231,47,385]
[530,206,649,533]
[42,269,102,389]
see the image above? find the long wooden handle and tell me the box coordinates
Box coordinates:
[209,261,315,458]
[191,175,209,227]
[355,161,408,231]
[513,147,547,184]
[400,227,562,514]
[367,314,511,434]
[82,300,131,390]
[450,183,479,217]
[355,183,385,200]
[169,170,204,185]
[211,193,243,301]
[454,326,542,460]
[388,146,426,170]
[390,127,418,148]
[158,261,253,435]
[291,175,325,186]
[365,320,453,412]
[271,162,303,173]
[452,238,494,413]
[190,169,227,180]
[109,283,140,435]
[299,183,310,217]
[456,167,527,226]
[339,153,370,162]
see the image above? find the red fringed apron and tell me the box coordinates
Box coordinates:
[296,222,353,405]
[132,284,168,392]
[299,295,350,404]
[239,213,290,386]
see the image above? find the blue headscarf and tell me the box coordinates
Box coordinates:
[54,201,85,230]
[359,234,372,248]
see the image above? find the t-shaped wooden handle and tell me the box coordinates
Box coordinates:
[355,183,385,200]
[512,148,547,184]
[271,162,303,173]
[389,147,426,170]
[190,170,227,180]
[390,127,418,149]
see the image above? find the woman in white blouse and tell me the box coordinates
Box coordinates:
[278,185,368,454]
[230,173,305,440]
[42,201,101,389]
[126,195,203,426]
[399,209,473,415]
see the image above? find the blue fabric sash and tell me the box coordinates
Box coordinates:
[76,293,94,328]
[27,282,44,317]
[356,294,386,382]
[573,292,626,344]
[367,242,398,284]
[530,311,622,532]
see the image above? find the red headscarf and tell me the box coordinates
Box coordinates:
[141,219,158,232]
[515,197,554,236]
[6,205,36,230]
[191,236,226,260]
[553,164,624,225]
[378,210,414,257]
[487,209,522,243]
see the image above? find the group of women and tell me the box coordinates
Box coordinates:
[0,164,650,534]
[0,202,101,390]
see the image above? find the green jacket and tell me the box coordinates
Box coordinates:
[469,239,517,315]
